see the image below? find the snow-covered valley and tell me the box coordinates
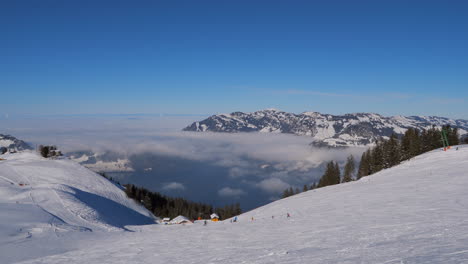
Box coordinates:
[2,146,468,263]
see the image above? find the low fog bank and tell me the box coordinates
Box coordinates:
[1,116,365,210]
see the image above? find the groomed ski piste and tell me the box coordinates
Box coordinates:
[1,146,468,263]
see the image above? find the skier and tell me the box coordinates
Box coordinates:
[272,215,274,219]
[287,213,290,218]
[233,216,237,222]
[204,220,207,226]
[251,217,254,221]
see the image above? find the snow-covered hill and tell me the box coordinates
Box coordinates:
[4,145,468,263]
[184,109,468,147]
[0,134,33,153]
[0,151,154,236]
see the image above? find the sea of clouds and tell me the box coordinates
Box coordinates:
[1,115,364,209]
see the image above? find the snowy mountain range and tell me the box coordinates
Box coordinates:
[184,109,468,147]
[0,134,33,152]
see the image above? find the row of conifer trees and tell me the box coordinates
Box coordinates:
[357,126,459,178]
[124,183,241,220]
[283,125,460,198]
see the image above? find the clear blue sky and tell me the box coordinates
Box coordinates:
[1,0,468,118]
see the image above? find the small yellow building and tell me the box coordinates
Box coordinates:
[210,213,219,222]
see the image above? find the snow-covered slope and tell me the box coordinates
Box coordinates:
[184,109,468,147]
[7,145,468,264]
[0,151,154,235]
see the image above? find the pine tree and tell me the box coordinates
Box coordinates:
[318,161,340,188]
[317,162,332,188]
[429,126,442,150]
[357,150,371,179]
[383,133,400,168]
[410,129,422,157]
[333,162,341,184]
[303,184,308,192]
[143,194,152,210]
[39,145,49,158]
[310,182,317,190]
[234,203,241,215]
[370,140,384,173]
[400,128,421,160]
[420,129,431,153]
[446,126,459,146]
[342,155,355,183]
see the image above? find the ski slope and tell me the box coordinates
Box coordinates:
[2,146,468,263]
[0,151,155,263]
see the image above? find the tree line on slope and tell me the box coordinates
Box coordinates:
[98,172,242,220]
[282,125,460,198]
[124,183,241,220]
[357,125,459,178]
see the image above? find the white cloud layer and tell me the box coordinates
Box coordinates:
[218,187,246,197]
[1,116,365,197]
[162,182,186,191]
[256,178,290,194]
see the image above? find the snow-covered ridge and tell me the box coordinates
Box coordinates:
[184,109,468,147]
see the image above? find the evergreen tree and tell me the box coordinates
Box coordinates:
[342,155,355,183]
[143,194,152,210]
[370,140,384,173]
[383,133,400,168]
[410,129,422,157]
[317,162,331,188]
[318,161,340,188]
[420,129,432,153]
[446,126,459,146]
[310,182,317,190]
[401,128,421,160]
[39,145,49,158]
[400,129,411,160]
[234,203,242,215]
[333,161,341,184]
[303,184,308,192]
[357,150,371,179]
[295,187,301,194]
[429,126,443,150]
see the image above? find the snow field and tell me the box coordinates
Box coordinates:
[2,146,466,263]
